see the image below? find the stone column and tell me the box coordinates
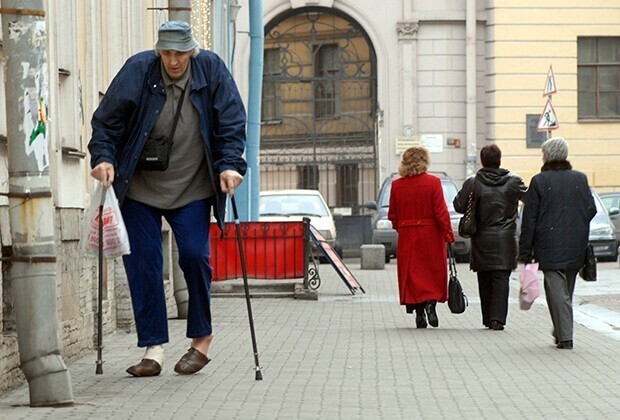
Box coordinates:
[396,21,419,147]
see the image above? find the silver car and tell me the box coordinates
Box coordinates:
[365,172,471,263]
[598,192,620,245]
[590,190,618,262]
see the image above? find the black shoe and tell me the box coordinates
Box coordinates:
[425,301,439,328]
[415,312,428,328]
[490,320,505,331]
[556,340,573,349]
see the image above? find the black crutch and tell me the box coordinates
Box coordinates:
[230,194,263,380]
[95,187,107,375]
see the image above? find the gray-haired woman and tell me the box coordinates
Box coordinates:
[518,137,596,349]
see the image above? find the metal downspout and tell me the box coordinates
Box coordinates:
[244,0,263,221]
[466,0,477,177]
[1,0,73,406]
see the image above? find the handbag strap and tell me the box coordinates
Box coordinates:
[469,177,478,201]
[167,86,186,142]
[447,244,458,277]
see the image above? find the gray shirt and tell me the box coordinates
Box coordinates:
[127,61,214,209]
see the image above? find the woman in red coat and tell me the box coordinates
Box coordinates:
[388,147,455,328]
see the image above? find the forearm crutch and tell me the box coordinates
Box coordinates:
[230,194,263,380]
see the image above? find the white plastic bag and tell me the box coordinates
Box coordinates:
[83,185,131,259]
[519,262,540,310]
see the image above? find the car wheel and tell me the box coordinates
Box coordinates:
[385,254,391,264]
[455,252,470,264]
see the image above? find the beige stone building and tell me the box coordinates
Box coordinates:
[486,1,620,189]
[1,0,619,394]
[231,0,620,203]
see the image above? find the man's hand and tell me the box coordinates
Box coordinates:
[220,170,243,195]
[90,162,115,189]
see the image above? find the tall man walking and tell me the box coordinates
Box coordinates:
[88,21,247,376]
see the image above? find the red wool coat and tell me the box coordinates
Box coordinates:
[388,173,455,305]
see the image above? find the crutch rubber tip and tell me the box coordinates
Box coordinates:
[95,364,103,375]
[255,370,263,381]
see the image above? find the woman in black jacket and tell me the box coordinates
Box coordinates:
[454,145,526,330]
[518,137,596,349]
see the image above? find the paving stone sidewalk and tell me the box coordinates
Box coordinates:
[1,260,619,419]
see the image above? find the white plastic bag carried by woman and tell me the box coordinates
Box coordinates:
[519,262,540,310]
[83,185,131,259]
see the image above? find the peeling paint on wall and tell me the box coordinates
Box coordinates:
[22,65,49,172]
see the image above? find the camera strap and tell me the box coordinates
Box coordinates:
[167,86,186,143]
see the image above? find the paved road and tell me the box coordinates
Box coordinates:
[1,260,619,419]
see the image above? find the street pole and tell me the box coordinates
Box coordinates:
[0,0,73,406]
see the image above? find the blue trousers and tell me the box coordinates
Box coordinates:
[121,197,213,347]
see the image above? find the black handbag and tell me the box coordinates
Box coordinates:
[579,244,597,282]
[447,245,468,314]
[138,87,186,171]
[458,180,477,238]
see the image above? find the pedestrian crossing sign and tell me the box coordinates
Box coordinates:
[537,99,559,131]
[543,65,557,96]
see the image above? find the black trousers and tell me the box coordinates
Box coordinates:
[476,270,511,326]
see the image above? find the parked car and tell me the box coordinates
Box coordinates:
[258,189,342,259]
[590,190,618,262]
[364,172,471,263]
[598,192,620,245]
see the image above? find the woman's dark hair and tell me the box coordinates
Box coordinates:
[480,144,501,168]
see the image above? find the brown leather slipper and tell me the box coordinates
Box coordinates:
[174,348,211,375]
[126,359,162,377]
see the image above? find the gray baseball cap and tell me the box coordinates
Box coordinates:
[155,21,198,52]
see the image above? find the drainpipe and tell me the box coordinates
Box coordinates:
[465,0,477,177]
[1,0,73,406]
[168,0,192,318]
[169,0,191,22]
[212,0,223,55]
[242,0,263,221]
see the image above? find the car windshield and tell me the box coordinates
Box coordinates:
[378,178,459,208]
[259,194,329,217]
[379,182,392,207]
[600,194,620,212]
[442,181,458,204]
[591,192,611,226]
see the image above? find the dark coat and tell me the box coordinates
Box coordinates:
[454,168,526,272]
[388,173,455,305]
[88,50,247,229]
[518,160,596,270]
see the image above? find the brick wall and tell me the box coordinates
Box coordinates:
[0,208,178,394]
